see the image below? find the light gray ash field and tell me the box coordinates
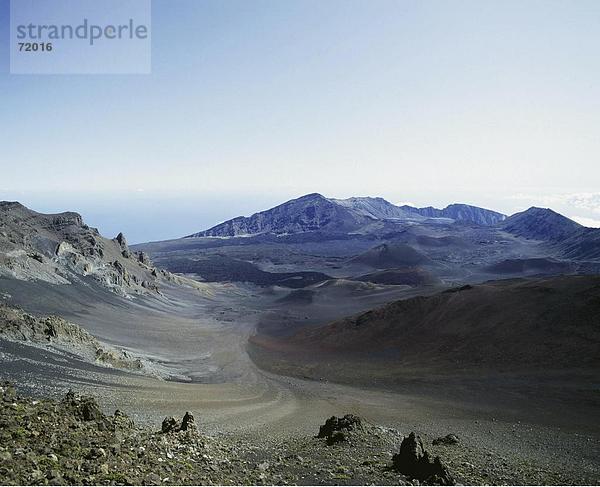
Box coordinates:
[0,195,599,485]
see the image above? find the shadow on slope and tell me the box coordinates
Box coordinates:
[250,275,600,381]
[354,267,440,286]
[163,255,331,288]
[485,258,573,276]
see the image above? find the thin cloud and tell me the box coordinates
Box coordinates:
[571,215,600,228]
[567,193,600,214]
[508,192,600,214]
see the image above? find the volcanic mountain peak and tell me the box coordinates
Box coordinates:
[189,194,509,238]
[501,206,582,241]
[188,193,374,238]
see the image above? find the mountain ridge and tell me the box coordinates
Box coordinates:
[400,203,506,226]
[188,194,508,238]
[0,201,170,296]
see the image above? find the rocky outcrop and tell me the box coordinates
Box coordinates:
[161,416,179,433]
[136,251,152,266]
[49,212,84,230]
[0,385,243,485]
[111,260,131,286]
[432,434,459,446]
[317,414,363,445]
[0,201,164,296]
[392,432,455,485]
[114,232,131,258]
[1,385,578,485]
[0,304,143,372]
[61,390,104,422]
[161,412,197,434]
[181,412,196,431]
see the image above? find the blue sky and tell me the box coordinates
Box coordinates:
[1,0,600,242]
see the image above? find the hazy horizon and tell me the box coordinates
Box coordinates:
[1,188,599,244]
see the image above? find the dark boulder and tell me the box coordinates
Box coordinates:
[432,434,459,446]
[61,390,104,422]
[43,320,58,339]
[142,281,159,292]
[181,412,196,431]
[394,432,425,473]
[51,213,83,230]
[28,253,44,263]
[161,416,179,433]
[112,261,131,285]
[317,414,363,445]
[1,381,16,401]
[392,432,454,485]
[114,232,131,258]
[80,398,103,421]
[113,409,135,429]
[115,232,128,248]
[161,413,198,434]
[327,431,348,445]
[137,251,152,266]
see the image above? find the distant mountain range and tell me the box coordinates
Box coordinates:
[4,197,598,298]
[180,194,600,268]
[188,193,507,238]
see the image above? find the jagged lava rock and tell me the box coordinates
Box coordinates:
[392,432,455,485]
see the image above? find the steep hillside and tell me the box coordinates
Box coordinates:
[557,227,600,261]
[0,304,144,371]
[289,275,600,370]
